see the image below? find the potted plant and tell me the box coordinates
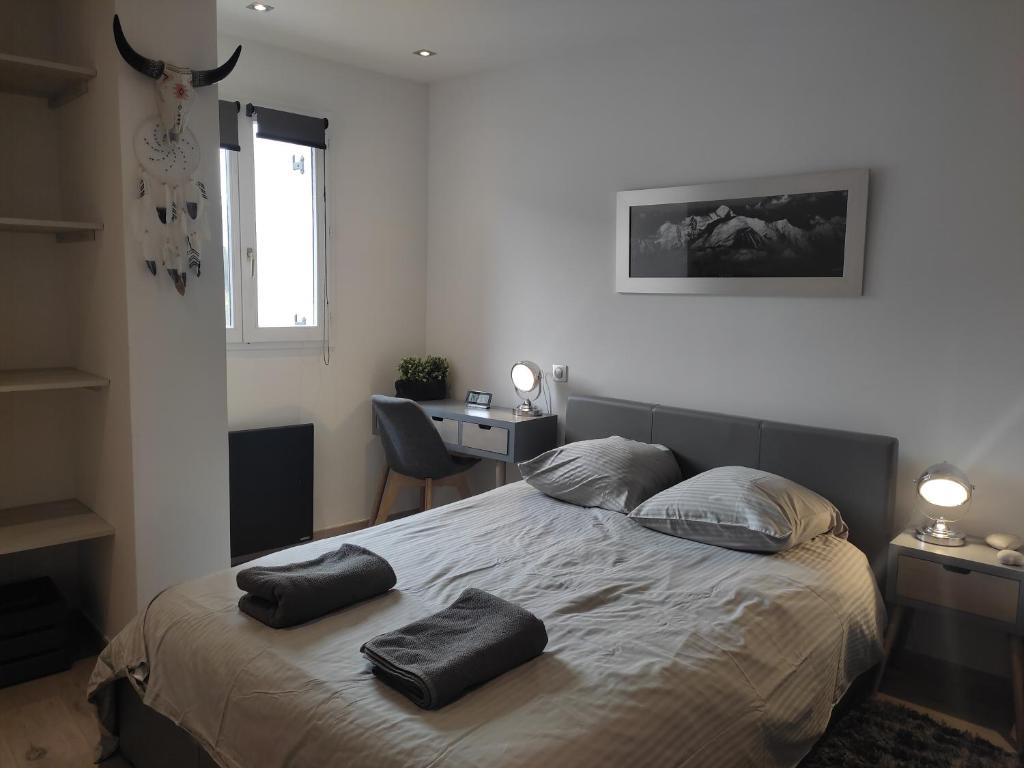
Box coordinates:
[395,355,450,401]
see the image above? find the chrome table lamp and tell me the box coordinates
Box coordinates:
[510,360,543,417]
[914,461,973,547]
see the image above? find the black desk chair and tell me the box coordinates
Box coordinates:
[371,395,479,526]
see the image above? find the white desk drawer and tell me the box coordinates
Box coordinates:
[897,555,1019,624]
[461,422,509,455]
[429,416,460,445]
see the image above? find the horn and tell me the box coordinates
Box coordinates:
[191,45,242,87]
[113,15,164,79]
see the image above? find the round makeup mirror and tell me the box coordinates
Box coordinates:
[510,360,542,416]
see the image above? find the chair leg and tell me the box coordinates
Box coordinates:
[453,471,471,500]
[372,465,389,521]
[374,470,400,527]
[424,478,434,510]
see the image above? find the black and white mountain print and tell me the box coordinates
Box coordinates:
[629,190,849,278]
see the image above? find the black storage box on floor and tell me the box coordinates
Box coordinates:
[0,577,72,688]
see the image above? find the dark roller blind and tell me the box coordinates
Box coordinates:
[245,104,328,150]
[219,100,240,151]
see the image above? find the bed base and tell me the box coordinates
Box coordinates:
[113,678,217,767]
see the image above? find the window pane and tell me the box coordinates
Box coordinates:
[252,128,318,328]
[220,149,235,329]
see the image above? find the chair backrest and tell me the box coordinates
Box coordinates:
[372,395,459,479]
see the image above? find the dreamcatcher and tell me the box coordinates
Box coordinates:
[113,15,241,295]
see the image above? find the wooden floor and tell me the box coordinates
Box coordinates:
[0,655,1013,766]
[878,650,1018,753]
[0,657,128,767]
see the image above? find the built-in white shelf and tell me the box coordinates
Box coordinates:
[0,52,95,107]
[0,499,114,556]
[0,367,109,394]
[0,216,103,242]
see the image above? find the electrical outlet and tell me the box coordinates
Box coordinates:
[552,364,569,383]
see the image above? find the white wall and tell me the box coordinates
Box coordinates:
[218,38,428,531]
[426,1,1023,671]
[116,0,232,607]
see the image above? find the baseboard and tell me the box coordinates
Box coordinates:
[314,508,423,539]
[314,519,370,539]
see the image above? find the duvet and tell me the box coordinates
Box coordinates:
[90,481,884,767]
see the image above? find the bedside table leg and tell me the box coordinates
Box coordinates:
[873,604,907,693]
[495,461,506,487]
[1011,636,1024,753]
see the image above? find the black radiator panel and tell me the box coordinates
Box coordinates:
[229,423,314,560]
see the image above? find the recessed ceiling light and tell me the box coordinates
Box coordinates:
[413,49,437,58]
[246,2,274,11]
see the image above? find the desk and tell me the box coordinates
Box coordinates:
[375,398,557,486]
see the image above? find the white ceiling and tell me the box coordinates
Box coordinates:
[217,0,698,83]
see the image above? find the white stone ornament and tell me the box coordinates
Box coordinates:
[985,532,1021,551]
[997,549,1024,567]
[114,15,240,295]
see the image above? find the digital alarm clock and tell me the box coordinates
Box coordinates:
[464,390,493,409]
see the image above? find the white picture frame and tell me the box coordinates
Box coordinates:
[616,169,869,296]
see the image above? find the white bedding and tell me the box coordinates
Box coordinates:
[90,481,885,767]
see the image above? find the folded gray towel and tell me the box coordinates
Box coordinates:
[361,588,548,709]
[237,544,396,628]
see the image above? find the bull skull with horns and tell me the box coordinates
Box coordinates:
[113,15,241,295]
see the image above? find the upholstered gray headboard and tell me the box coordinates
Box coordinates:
[565,395,898,584]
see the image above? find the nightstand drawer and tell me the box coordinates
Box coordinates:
[461,423,509,455]
[896,555,1019,624]
[429,416,459,445]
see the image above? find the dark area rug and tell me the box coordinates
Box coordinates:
[802,697,1020,767]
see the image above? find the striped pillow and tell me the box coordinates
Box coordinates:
[518,436,682,513]
[628,465,848,552]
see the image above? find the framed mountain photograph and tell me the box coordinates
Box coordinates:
[616,169,868,296]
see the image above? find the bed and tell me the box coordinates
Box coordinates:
[89,395,898,767]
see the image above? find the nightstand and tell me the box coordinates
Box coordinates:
[876,531,1024,752]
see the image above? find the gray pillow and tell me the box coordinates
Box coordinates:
[518,436,682,513]
[628,465,848,552]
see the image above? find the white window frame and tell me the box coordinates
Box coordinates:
[222,116,328,346]
[221,148,244,344]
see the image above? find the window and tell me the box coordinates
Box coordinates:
[221,112,327,345]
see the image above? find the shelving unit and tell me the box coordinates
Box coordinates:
[0,216,103,242]
[0,52,96,108]
[0,368,109,394]
[0,51,103,240]
[0,499,114,556]
[0,36,115,577]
